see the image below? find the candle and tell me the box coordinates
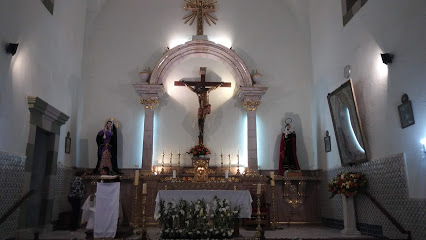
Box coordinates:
[142,183,147,194]
[271,179,275,187]
[257,183,261,195]
[173,170,176,178]
[225,170,229,179]
[134,170,139,186]
[270,171,275,179]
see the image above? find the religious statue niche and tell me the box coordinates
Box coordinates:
[279,118,301,175]
[94,118,120,175]
[174,67,231,145]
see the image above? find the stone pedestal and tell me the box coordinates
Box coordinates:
[341,195,360,235]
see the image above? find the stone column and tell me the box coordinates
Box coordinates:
[243,99,261,175]
[140,98,159,173]
[238,86,267,176]
[132,84,164,175]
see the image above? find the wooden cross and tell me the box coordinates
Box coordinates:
[183,0,218,35]
[174,67,231,88]
[174,67,231,145]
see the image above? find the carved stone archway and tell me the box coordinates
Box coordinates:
[150,39,252,87]
[133,38,267,176]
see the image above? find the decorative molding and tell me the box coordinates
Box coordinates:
[150,39,252,88]
[27,96,69,126]
[132,84,165,100]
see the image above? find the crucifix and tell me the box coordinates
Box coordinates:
[183,0,218,35]
[175,67,231,144]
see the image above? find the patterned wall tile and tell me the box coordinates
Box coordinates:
[320,153,426,239]
[51,165,75,221]
[0,151,26,240]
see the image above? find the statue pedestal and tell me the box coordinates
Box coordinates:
[341,195,360,235]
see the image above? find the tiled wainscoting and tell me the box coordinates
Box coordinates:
[51,165,75,222]
[320,153,426,239]
[0,151,26,240]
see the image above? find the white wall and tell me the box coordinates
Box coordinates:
[0,0,87,166]
[80,0,314,170]
[310,0,426,197]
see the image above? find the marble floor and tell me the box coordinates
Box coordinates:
[36,224,376,239]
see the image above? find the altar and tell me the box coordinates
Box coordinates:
[155,190,253,218]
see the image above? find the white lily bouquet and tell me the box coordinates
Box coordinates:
[156,196,241,239]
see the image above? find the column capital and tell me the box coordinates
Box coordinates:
[242,99,261,111]
[140,97,159,109]
[237,86,268,111]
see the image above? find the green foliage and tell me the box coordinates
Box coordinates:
[155,197,240,239]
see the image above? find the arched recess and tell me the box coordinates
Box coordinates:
[150,39,252,88]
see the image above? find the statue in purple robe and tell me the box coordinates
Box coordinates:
[94,120,119,175]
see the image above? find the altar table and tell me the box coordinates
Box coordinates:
[154,190,253,218]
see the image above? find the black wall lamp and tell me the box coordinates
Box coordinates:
[381,53,394,65]
[5,43,19,56]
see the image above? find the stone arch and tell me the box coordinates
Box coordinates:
[150,40,252,87]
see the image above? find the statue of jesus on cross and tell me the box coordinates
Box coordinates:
[175,67,231,144]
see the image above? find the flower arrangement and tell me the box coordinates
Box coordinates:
[328,172,367,198]
[187,144,211,157]
[155,197,240,239]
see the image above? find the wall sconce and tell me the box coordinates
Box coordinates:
[5,43,19,56]
[381,53,394,65]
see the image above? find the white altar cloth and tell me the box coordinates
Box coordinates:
[155,190,252,218]
[94,182,120,239]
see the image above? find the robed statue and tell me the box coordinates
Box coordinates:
[94,119,120,175]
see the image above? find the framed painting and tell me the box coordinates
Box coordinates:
[398,94,415,129]
[324,131,331,153]
[65,132,71,154]
[41,0,54,15]
[342,0,368,26]
[327,80,369,166]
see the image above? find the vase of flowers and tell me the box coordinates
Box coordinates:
[187,144,211,157]
[328,172,367,235]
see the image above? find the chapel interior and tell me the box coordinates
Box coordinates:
[0,0,425,240]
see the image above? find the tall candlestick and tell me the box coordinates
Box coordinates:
[161,150,165,174]
[228,153,232,174]
[142,183,147,194]
[162,150,165,164]
[257,183,261,195]
[170,150,173,165]
[220,150,224,173]
[177,150,181,171]
[134,170,139,186]
[270,171,275,179]
[236,150,240,175]
[271,179,275,186]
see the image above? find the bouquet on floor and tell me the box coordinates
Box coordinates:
[187,144,211,157]
[328,172,367,198]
